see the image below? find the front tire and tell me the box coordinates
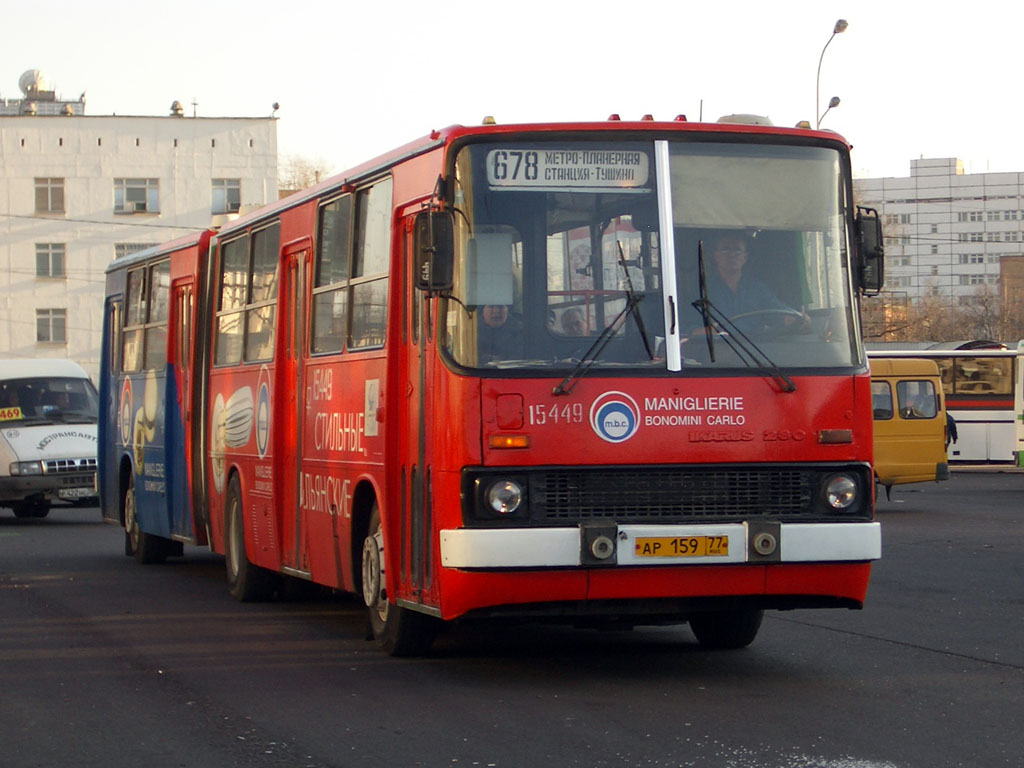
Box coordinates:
[689,609,764,650]
[361,505,439,656]
[123,472,168,564]
[224,475,277,602]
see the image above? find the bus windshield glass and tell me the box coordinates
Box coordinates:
[0,377,99,425]
[445,139,861,372]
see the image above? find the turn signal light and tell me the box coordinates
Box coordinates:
[818,429,853,444]
[489,434,530,449]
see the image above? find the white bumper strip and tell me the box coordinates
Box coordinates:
[440,522,880,569]
[440,528,581,568]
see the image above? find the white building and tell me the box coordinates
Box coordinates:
[0,69,278,380]
[854,158,1024,308]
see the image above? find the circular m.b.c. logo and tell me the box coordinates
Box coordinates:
[589,391,640,443]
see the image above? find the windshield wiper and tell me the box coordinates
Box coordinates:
[689,241,796,393]
[692,240,717,362]
[552,241,654,397]
[617,241,655,361]
[553,295,639,396]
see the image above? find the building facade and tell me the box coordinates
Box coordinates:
[0,70,278,380]
[854,158,1024,313]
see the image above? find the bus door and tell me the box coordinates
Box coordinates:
[280,239,312,574]
[99,297,122,525]
[168,280,194,539]
[399,215,437,606]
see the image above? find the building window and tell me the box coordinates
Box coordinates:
[114,178,159,214]
[930,245,938,254]
[957,212,968,222]
[969,211,984,222]
[212,179,241,214]
[35,243,66,277]
[34,178,65,213]
[36,308,67,343]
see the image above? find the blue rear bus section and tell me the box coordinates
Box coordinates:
[98,245,197,543]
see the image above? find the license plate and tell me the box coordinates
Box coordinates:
[633,535,729,558]
[59,487,93,499]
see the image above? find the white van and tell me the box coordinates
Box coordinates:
[0,359,99,518]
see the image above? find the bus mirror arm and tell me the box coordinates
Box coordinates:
[856,206,885,296]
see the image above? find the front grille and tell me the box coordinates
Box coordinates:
[464,464,872,525]
[44,458,98,474]
[535,468,812,521]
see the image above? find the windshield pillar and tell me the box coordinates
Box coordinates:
[655,140,682,372]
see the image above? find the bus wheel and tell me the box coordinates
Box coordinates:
[123,472,168,564]
[224,475,276,602]
[361,505,439,656]
[689,609,764,650]
[12,503,38,519]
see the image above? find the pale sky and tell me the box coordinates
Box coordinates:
[4,1,1022,181]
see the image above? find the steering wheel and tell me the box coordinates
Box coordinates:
[728,308,809,337]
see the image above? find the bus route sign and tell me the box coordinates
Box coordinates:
[486,148,649,189]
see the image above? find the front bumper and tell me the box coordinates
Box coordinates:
[441,521,881,569]
[0,471,98,504]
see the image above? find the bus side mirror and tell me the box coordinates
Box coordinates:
[856,206,885,296]
[414,210,454,292]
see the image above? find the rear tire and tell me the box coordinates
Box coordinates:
[123,472,168,564]
[689,609,764,649]
[361,504,439,656]
[224,475,277,602]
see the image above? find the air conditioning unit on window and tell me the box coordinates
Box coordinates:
[133,201,148,213]
[228,202,241,213]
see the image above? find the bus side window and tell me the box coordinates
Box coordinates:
[871,381,893,420]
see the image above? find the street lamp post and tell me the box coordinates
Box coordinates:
[819,96,841,128]
[816,19,848,129]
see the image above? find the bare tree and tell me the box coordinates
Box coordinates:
[279,154,334,197]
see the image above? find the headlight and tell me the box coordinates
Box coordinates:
[824,474,858,510]
[10,461,44,477]
[486,480,524,515]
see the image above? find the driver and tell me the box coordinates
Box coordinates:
[686,232,804,337]
[705,232,788,318]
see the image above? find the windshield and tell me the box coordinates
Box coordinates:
[444,138,860,373]
[0,376,99,425]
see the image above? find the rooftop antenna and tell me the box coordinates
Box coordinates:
[191,97,198,118]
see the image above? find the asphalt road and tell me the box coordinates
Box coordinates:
[1,470,1021,768]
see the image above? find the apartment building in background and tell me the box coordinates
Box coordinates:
[854,157,1024,317]
[0,69,278,380]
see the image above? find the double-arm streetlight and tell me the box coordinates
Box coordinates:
[816,19,848,128]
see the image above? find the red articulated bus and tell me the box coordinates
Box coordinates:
[99,116,886,655]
